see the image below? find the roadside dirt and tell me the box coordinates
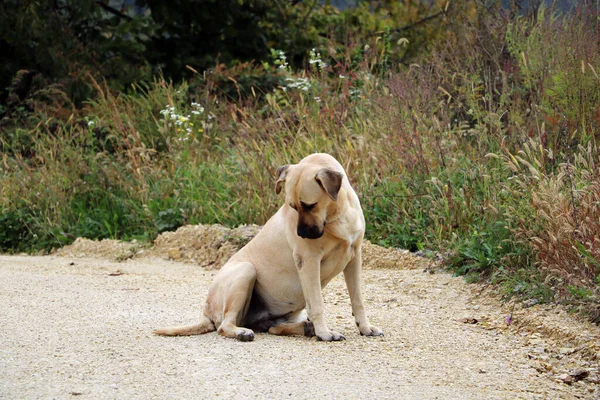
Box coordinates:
[54,223,431,271]
[1,224,599,399]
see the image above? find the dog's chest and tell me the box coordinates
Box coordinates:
[321,241,354,279]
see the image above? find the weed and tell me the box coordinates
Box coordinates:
[1,4,599,320]
[567,285,593,300]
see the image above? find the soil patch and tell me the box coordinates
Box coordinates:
[56,223,431,270]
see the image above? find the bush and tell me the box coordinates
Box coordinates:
[1,2,599,318]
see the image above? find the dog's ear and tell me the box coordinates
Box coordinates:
[275,165,289,194]
[315,168,343,201]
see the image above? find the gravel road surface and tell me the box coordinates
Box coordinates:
[0,255,597,399]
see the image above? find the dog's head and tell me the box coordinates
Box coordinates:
[275,163,343,239]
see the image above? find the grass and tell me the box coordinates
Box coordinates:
[1,5,599,320]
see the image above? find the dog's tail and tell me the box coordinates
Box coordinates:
[153,315,216,336]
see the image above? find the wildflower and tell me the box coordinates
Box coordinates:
[349,88,361,97]
[285,77,311,91]
[309,48,327,70]
[275,50,289,70]
[191,103,205,113]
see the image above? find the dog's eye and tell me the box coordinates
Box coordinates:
[300,202,316,211]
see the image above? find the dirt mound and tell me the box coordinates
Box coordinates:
[55,237,142,261]
[146,224,262,268]
[361,240,430,270]
[55,224,432,271]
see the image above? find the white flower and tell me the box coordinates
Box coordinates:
[275,50,289,70]
[309,48,327,70]
[285,77,311,91]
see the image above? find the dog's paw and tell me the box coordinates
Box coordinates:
[235,328,255,342]
[316,330,345,342]
[359,324,384,337]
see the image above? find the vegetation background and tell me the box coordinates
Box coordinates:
[1,0,599,321]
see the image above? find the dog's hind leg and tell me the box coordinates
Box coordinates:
[269,321,315,337]
[211,262,257,342]
[268,310,315,337]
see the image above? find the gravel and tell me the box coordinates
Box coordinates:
[1,253,598,399]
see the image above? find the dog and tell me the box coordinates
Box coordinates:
[153,153,383,341]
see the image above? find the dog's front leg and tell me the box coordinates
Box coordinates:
[343,247,383,337]
[296,254,345,341]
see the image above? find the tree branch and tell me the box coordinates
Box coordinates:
[95,1,133,21]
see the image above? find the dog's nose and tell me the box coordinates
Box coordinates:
[297,225,323,239]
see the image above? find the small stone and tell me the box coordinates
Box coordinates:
[535,361,554,373]
[587,374,600,384]
[559,347,576,355]
[557,373,573,384]
[569,369,589,382]
[523,298,539,307]
[168,248,181,260]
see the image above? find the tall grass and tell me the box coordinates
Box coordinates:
[1,5,599,316]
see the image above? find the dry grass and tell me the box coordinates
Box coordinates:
[1,4,599,317]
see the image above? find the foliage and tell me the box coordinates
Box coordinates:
[0,0,450,108]
[1,1,600,318]
[0,0,155,105]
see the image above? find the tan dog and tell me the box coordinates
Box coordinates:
[153,153,383,341]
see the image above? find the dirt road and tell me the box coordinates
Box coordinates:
[1,254,598,399]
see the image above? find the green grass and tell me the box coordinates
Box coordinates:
[1,5,599,318]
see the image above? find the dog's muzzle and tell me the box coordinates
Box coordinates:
[297,222,325,239]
